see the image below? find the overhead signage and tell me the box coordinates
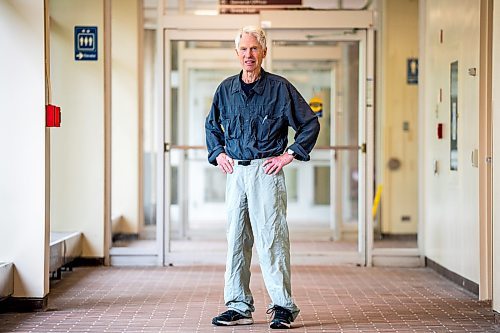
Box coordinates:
[74,26,98,61]
[219,0,302,14]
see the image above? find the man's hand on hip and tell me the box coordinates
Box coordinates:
[216,153,234,174]
[263,153,294,175]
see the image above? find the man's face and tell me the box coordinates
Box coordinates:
[236,33,267,73]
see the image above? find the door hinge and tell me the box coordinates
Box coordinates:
[164,142,170,153]
[360,143,366,153]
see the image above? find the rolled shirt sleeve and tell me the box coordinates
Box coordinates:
[285,84,320,161]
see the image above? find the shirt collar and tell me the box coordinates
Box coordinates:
[231,68,267,95]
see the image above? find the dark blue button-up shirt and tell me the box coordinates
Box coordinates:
[205,69,320,166]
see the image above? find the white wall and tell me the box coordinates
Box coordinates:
[50,0,105,257]
[421,0,480,283]
[111,0,141,235]
[381,0,419,235]
[0,0,49,297]
[492,0,500,314]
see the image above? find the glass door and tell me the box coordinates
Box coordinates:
[163,31,241,264]
[162,28,370,266]
[267,30,368,265]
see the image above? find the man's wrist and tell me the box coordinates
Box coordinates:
[286,149,296,157]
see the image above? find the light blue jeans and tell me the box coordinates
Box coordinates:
[224,158,300,320]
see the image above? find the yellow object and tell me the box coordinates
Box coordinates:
[309,96,323,113]
[372,185,383,219]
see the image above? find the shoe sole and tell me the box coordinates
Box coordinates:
[212,318,254,326]
[270,321,291,329]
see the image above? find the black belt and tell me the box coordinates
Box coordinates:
[237,160,252,166]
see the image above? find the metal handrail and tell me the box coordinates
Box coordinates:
[314,145,361,151]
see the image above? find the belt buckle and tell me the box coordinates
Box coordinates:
[238,160,251,166]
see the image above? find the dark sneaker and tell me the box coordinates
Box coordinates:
[267,305,293,329]
[212,309,254,326]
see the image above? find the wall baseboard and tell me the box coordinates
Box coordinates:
[425,257,479,295]
[112,233,139,243]
[380,233,417,241]
[0,295,48,313]
[72,257,105,267]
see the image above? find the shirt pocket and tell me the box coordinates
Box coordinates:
[256,110,286,141]
[220,108,242,140]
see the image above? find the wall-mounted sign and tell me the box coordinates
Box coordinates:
[74,26,98,61]
[407,58,418,84]
[219,0,302,14]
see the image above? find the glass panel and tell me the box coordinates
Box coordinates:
[272,39,361,262]
[314,166,330,205]
[284,167,298,203]
[165,36,363,264]
[168,40,239,258]
[204,168,226,202]
[339,150,359,224]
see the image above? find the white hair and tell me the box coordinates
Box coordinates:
[235,26,267,50]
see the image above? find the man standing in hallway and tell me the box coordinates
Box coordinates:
[205,26,320,329]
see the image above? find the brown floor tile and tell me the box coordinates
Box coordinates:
[0,266,498,332]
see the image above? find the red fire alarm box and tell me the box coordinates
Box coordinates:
[437,123,443,139]
[46,104,61,127]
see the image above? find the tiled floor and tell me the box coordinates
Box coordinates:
[0,265,498,332]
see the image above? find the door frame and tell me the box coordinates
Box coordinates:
[155,10,375,266]
[480,0,493,302]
